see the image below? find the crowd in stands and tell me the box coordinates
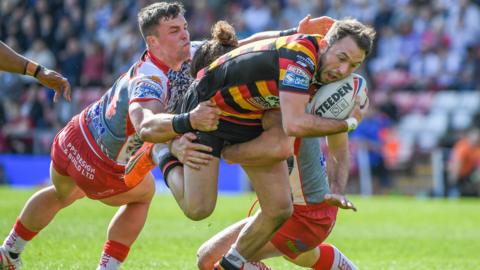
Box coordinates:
[1,0,480,194]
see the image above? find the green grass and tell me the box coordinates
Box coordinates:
[1,187,479,269]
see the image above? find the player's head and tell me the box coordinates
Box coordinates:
[190,20,238,77]
[138,2,190,66]
[316,18,376,84]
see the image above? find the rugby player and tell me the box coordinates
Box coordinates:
[156,18,374,269]
[0,2,218,270]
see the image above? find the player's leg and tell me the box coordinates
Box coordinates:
[285,243,358,270]
[198,216,283,270]
[197,219,249,270]
[161,133,222,221]
[96,172,156,270]
[1,163,85,268]
[217,162,292,269]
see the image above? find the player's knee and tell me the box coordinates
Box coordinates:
[196,250,213,270]
[266,132,293,161]
[274,139,294,160]
[263,203,293,225]
[184,205,214,221]
[54,189,82,206]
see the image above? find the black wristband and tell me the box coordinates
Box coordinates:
[33,65,43,78]
[279,27,298,37]
[172,113,194,134]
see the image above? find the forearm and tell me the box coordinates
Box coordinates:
[285,113,349,138]
[138,113,178,143]
[238,31,280,46]
[326,134,350,194]
[0,41,29,74]
[327,153,349,194]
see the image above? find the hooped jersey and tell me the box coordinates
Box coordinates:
[194,34,323,126]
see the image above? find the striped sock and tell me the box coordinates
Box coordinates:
[312,243,357,270]
[97,240,130,270]
[2,218,38,254]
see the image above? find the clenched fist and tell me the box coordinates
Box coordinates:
[190,100,221,132]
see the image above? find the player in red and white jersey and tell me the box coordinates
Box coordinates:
[195,111,359,270]
[0,2,219,270]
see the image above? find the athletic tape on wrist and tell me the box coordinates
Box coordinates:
[345,117,358,132]
[172,113,193,134]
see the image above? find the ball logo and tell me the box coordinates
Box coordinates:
[314,82,353,117]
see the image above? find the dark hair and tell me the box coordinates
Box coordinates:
[190,21,238,76]
[325,18,376,56]
[137,2,185,41]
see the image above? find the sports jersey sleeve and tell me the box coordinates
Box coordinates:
[277,36,319,94]
[128,76,168,105]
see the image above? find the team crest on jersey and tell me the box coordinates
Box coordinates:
[133,79,164,100]
[249,96,280,109]
[283,65,310,90]
[296,55,315,70]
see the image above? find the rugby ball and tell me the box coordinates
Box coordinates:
[307,73,368,120]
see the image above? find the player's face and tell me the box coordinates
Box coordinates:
[317,36,365,84]
[151,15,191,64]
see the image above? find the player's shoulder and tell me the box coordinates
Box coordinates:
[278,34,321,60]
[280,34,322,46]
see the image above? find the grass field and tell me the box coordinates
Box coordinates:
[1,187,479,269]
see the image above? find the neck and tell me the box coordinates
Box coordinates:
[149,49,183,71]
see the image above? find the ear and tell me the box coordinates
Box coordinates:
[146,35,158,48]
[319,39,329,54]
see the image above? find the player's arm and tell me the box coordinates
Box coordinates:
[129,100,178,143]
[280,92,351,137]
[0,41,71,102]
[324,132,357,211]
[129,99,220,143]
[326,132,350,194]
[238,15,335,46]
[222,110,294,166]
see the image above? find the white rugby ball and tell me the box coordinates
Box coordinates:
[307,73,368,120]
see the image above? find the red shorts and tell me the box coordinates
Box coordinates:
[51,114,130,200]
[271,202,338,259]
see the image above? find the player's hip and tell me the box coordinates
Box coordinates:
[51,114,130,200]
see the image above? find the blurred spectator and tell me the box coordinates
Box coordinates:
[0,0,479,169]
[188,0,215,39]
[351,106,394,192]
[81,40,105,87]
[243,0,272,33]
[448,127,480,197]
[59,37,84,86]
[280,0,310,29]
[24,39,56,70]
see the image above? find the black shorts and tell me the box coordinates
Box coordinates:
[179,84,263,157]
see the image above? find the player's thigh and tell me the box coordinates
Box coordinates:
[50,162,85,203]
[242,162,292,215]
[184,157,220,208]
[100,172,155,206]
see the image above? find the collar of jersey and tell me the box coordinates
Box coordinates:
[145,50,170,74]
